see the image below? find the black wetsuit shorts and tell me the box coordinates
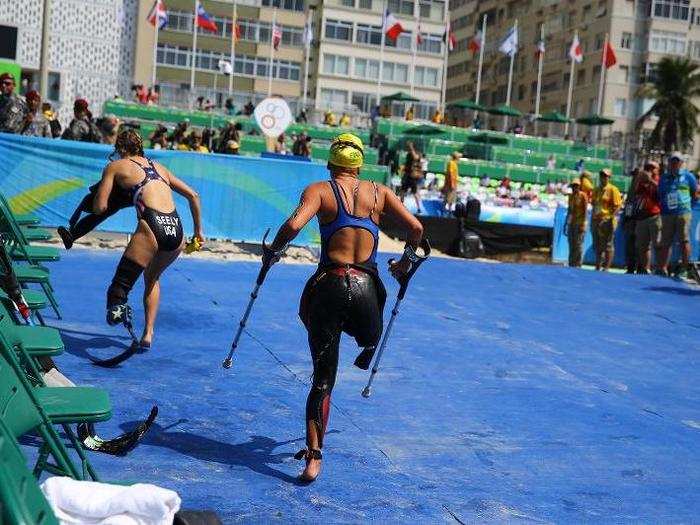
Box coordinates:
[141,207,184,252]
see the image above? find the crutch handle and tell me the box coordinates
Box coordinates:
[257,228,288,286]
[393,238,431,300]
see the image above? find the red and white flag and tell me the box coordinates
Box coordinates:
[272,24,282,50]
[603,41,617,69]
[468,29,482,54]
[195,1,218,33]
[443,21,457,52]
[569,34,583,63]
[232,18,242,42]
[383,10,404,41]
[416,22,423,46]
[147,0,168,29]
[535,39,545,58]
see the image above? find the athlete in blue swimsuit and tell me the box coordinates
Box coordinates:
[266,133,424,482]
[93,129,204,349]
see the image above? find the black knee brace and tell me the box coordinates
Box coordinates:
[107,256,145,307]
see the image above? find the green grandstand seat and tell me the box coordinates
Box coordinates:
[1,289,49,311]
[0,418,59,525]
[3,325,64,356]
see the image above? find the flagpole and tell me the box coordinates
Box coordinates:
[474,13,487,120]
[410,2,419,96]
[151,4,159,89]
[564,30,578,136]
[302,9,311,110]
[534,24,544,135]
[267,7,276,97]
[439,3,448,114]
[210,70,217,149]
[228,0,236,96]
[503,18,517,131]
[377,0,387,108]
[190,0,198,106]
[595,33,609,143]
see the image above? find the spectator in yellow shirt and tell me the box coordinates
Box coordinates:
[591,169,622,271]
[432,109,443,124]
[565,179,588,267]
[405,105,414,121]
[323,110,336,126]
[580,171,594,202]
[442,151,461,213]
[339,113,351,127]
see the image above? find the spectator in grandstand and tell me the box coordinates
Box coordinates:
[225,140,240,155]
[635,163,661,274]
[323,109,337,126]
[135,84,149,104]
[512,121,523,134]
[203,99,214,112]
[42,101,62,138]
[405,105,415,121]
[97,114,120,145]
[216,121,241,153]
[432,109,443,124]
[62,99,101,143]
[339,112,351,127]
[189,130,209,153]
[591,169,622,271]
[292,133,312,158]
[19,90,51,138]
[275,133,288,155]
[380,105,391,118]
[498,176,512,197]
[224,97,235,115]
[546,155,556,170]
[169,120,189,149]
[580,171,594,201]
[196,96,205,110]
[297,109,308,123]
[472,115,482,130]
[657,152,698,278]
[621,168,641,274]
[202,127,217,150]
[479,174,490,187]
[575,158,585,173]
[0,72,27,134]
[149,125,170,150]
[243,100,255,115]
[147,85,159,105]
[565,179,587,267]
[545,180,557,195]
[399,141,423,214]
[442,152,460,214]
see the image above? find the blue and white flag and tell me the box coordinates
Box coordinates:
[499,25,518,56]
[147,0,168,30]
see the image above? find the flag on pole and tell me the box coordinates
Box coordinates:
[383,9,404,41]
[603,40,617,68]
[304,19,313,48]
[535,38,545,58]
[218,59,233,75]
[416,22,423,46]
[499,25,518,56]
[196,1,218,33]
[232,19,241,42]
[569,34,583,63]
[147,0,168,29]
[468,30,482,54]
[272,24,282,50]
[443,21,456,52]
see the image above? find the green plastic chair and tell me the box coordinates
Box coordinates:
[0,417,59,525]
[0,193,40,226]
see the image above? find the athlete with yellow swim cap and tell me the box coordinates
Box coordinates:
[265,133,424,483]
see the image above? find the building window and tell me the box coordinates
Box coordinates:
[325,19,353,41]
[417,33,443,54]
[388,0,415,15]
[323,54,349,76]
[386,31,413,50]
[652,0,690,20]
[649,30,686,55]
[595,33,605,50]
[614,98,627,116]
[691,41,700,59]
[382,62,409,83]
[341,0,354,6]
[320,88,348,108]
[419,0,446,21]
[577,69,586,84]
[359,0,372,8]
[351,92,377,112]
[355,57,380,79]
[356,24,383,45]
[261,0,305,11]
[414,65,439,86]
[619,65,629,82]
[621,32,632,49]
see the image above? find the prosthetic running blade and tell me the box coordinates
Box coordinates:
[90,305,146,368]
[77,406,158,456]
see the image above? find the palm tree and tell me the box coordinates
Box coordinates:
[637,56,700,154]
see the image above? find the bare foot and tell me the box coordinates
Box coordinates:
[139,330,153,351]
[300,457,321,483]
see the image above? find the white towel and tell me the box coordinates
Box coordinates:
[41,476,181,525]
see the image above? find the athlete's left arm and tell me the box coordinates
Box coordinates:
[93,165,116,214]
[270,185,321,251]
[165,169,205,242]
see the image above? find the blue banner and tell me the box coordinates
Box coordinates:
[0,133,328,245]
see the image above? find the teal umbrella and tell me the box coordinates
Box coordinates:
[486,104,523,117]
[381,91,420,103]
[448,99,486,111]
[402,124,446,136]
[537,111,571,123]
[576,114,615,126]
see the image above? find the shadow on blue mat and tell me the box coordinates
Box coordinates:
[126,419,302,484]
[59,328,131,361]
[644,285,700,296]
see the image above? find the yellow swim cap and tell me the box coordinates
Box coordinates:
[328,133,364,169]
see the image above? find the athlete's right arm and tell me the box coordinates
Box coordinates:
[270,184,322,251]
[167,171,204,242]
[93,165,116,215]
